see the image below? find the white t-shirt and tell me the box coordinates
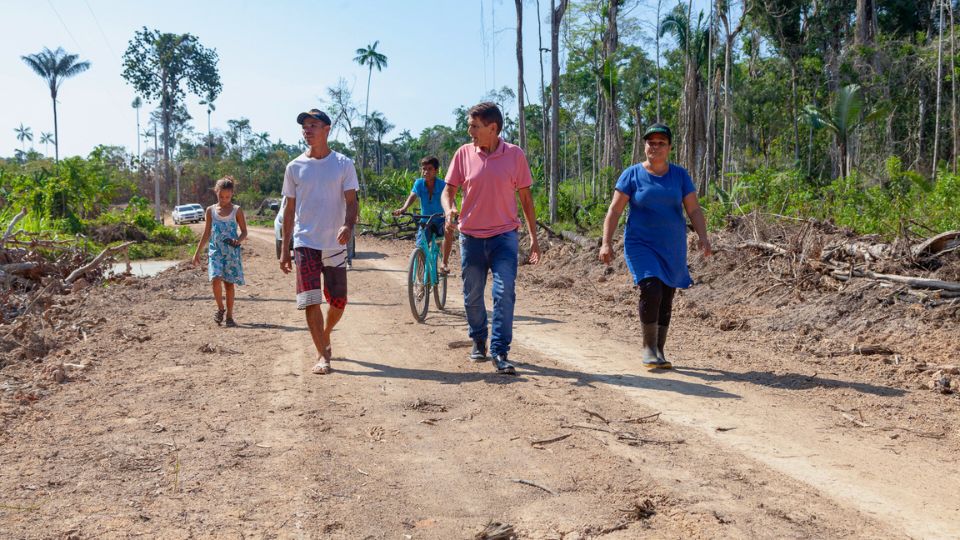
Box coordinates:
[282,150,359,250]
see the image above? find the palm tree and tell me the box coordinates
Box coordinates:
[801,84,886,180]
[199,95,216,157]
[132,96,142,160]
[21,47,91,164]
[353,41,388,179]
[14,123,33,153]
[227,118,251,161]
[366,111,394,173]
[660,5,710,188]
[255,131,270,151]
[40,132,54,156]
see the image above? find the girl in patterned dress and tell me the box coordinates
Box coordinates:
[192,177,247,327]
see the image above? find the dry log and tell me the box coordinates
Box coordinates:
[560,230,599,249]
[912,230,960,257]
[832,269,960,292]
[535,220,561,238]
[824,241,892,262]
[0,262,39,274]
[733,241,788,255]
[64,241,134,284]
[852,344,897,356]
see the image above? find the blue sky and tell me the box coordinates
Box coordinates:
[1,0,706,159]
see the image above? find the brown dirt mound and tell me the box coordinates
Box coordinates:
[87,222,148,243]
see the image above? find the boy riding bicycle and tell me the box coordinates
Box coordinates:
[393,156,454,274]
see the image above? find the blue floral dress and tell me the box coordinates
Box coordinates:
[207,204,245,285]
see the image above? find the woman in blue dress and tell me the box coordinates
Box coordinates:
[598,124,712,369]
[192,177,247,327]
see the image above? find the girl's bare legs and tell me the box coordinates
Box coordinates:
[224,282,235,319]
[212,278,224,311]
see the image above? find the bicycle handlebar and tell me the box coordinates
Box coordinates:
[400,212,456,223]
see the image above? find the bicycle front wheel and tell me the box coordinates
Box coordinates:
[407,248,430,322]
[433,269,447,310]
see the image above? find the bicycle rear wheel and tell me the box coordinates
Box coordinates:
[433,268,447,309]
[407,248,430,322]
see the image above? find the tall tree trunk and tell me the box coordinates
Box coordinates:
[656,0,663,121]
[549,0,568,223]
[153,124,160,222]
[631,106,644,164]
[720,2,744,189]
[600,0,623,173]
[52,92,59,166]
[952,0,958,173]
[537,0,548,171]
[516,0,527,150]
[705,0,716,191]
[855,0,875,45]
[161,84,174,212]
[934,0,945,179]
[361,66,373,192]
[917,87,926,172]
[790,63,801,164]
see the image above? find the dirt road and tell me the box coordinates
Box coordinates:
[1,228,957,538]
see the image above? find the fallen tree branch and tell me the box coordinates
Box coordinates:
[621,412,661,424]
[530,433,571,446]
[582,408,609,424]
[560,230,599,249]
[64,242,135,284]
[561,423,613,433]
[1,208,27,248]
[731,240,788,255]
[510,478,557,495]
[912,230,960,258]
[832,269,960,293]
[0,262,39,274]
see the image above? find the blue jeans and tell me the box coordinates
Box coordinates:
[460,230,519,356]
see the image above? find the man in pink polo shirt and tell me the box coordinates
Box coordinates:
[441,102,541,375]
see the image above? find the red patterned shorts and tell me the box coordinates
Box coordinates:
[294,247,348,310]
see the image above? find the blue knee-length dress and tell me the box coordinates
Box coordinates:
[615,163,697,288]
[207,204,245,285]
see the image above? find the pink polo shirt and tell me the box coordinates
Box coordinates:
[445,138,533,238]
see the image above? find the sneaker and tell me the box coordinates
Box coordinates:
[469,340,488,362]
[492,354,516,375]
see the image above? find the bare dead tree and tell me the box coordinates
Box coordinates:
[550,0,569,223]
[934,0,945,179]
[516,0,527,150]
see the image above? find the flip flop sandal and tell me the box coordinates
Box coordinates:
[311,359,331,375]
[214,309,225,325]
[225,317,237,328]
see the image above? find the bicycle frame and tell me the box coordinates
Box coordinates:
[409,213,444,286]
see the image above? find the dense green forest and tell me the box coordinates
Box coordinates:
[5,0,960,251]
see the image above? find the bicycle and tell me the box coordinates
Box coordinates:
[404,212,449,322]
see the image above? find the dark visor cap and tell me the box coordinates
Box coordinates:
[642,123,672,143]
[296,109,332,126]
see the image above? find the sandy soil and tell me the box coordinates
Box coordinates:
[1,226,957,539]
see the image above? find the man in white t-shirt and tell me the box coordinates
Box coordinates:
[279,109,359,375]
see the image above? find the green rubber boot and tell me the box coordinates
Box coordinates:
[656,325,673,369]
[641,323,660,369]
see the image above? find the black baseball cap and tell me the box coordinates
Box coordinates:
[296,109,332,126]
[642,123,672,143]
